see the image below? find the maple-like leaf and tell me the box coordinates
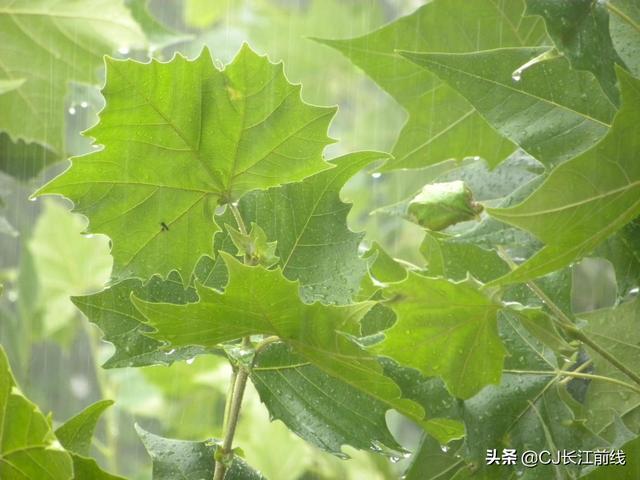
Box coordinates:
[133,253,462,443]
[37,45,336,280]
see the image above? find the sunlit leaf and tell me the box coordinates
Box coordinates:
[37,45,336,280]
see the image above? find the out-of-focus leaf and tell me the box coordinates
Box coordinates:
[28,200,112,339]
[250,342,403,457]
[134,254,461,443]
[55,400,125,480]
[0,346,73,479]
[375,273,504,399]
[136,424,265,480]
[126,0,191,51]
[487,69,640,286]
[608,0,640,78]
[37,45,336,281]
[526,0,626,104]
[183,0,239,29]
[317,0,547,171]
[55,400,114,456]
[0,0,146,157]
[401,47,616,167]
[0,133,58,181]
[582,300,640,434]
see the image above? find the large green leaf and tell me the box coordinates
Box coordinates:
[401,47,616,167]
[71,274,209,368]
[526,0,626,104]
[224,151,385,303]
[374,272,505,399]
[55,400,125,480]
[608,0,640,78]
[582,300,640,434]
[0,0,145,156]
[136,425,265,480]
[250,342,403,457]
[486,68,640,286]
[317,0,547,171]
[0,346,73,479]
[582,434,640,479]
[461,313,603,479]
[37,44,336,280]
[133,254,461,443]
[0,133,58,181]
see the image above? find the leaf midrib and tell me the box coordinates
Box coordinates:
[417,52,612,127]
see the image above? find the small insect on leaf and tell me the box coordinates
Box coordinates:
[160,222,169,232]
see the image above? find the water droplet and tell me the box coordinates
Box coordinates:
[440,444,450,453]
[186,357,195,365]
[68,106,76,115]
[165,348,176,355]
[371,172,382,179]
[118,45,130,55]
[80,101,89,108]
[390,456,401,463]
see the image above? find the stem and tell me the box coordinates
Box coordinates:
[214,204,253,480]
[503,369,640,395]
[229,203,248,235]
[497,248,640,387]
[214,358,249,480]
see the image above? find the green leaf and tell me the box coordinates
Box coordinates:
[250,342,403,457]
[582,300,640,434]
[379,181,483,231]
[72,274,209,368]
[581,434,640,479]
[37,44,336,281]
[133,254,460,443]
[317,0,547,171]
[0,0,145,156]
[401,47,616,167]
[595,217,640,298]
[136,424,265,480]
[374,272,505,398]
[526,0,626,104]
[608,0,640,78]
[404,435,465,480]
[461,312,603,479]
[420,232,510,283]
[226,222,279,268]
[28,200,112,339]
[0,133,58,181]
[225,151,386,303]
[0,346,73,479]
[126,0,190,51]
[55,400,125,480]
[55,400,113,456]
[486,68,640,286]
